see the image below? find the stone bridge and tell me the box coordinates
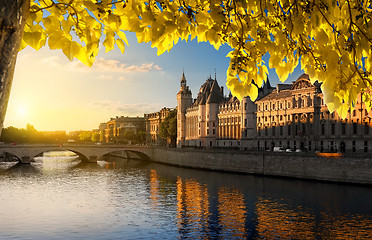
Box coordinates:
[0,144,154,163]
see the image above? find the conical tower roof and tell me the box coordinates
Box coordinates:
[207,80,223,104]
[181,71,186,84]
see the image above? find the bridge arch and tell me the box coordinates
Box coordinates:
[101,150,152,161]
[0,145,154,163]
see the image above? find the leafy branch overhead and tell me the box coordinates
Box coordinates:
[24,0,372,118]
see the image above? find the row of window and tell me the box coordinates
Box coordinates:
[219,103,240,111]
[258,122,370,137]
[258,96,319,112]
[219,117,241,124]
[150,124,159,131]
[257,140,369,152]
[258,113,313,123]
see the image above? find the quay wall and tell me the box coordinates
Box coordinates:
[150,148,372,184]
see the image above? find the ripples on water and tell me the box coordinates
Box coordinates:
[0,153,371,239]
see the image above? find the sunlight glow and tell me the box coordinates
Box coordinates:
[16,106,27,117]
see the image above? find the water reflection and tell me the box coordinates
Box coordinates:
[0,155,371,239]
[4,162,41,174]
[146,163,372,239]
[256,197,316,239]
[177,177,210,239]
[218,186,247,239]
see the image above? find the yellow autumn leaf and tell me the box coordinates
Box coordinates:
[23,31,45,50]
[116,39,125,54]
[62,41,81,61]
[103,29,115,53]
[116,31,129,46]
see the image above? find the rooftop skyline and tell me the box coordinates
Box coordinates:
[5,32,303,132]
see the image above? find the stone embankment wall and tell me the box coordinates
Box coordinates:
[150,148,372,184]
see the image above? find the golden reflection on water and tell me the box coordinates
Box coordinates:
[319,212,372,239]
[147,169,372,239]
[149,169,160,207]
[256,197,372,239]
[176,176,210,236]
[256,197,316,239]
[218,186,247,238]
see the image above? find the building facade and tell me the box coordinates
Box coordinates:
[99,116,145,143]
[177,72,372,152]
[255,74,372,152]
[177,72,273,148]
[145,107,174,145]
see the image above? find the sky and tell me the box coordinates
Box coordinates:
[4,32,303,132]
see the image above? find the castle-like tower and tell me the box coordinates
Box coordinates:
[177,72,192,147]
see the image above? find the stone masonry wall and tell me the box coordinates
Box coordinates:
[151,148,372,184]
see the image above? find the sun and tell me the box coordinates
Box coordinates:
[16,106,28,117]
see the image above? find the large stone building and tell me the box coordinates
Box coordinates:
[255,73,372,152]
[99,116,145,143]
[176,72,273,148]
[177,72,372,152]
[145,107,174,145]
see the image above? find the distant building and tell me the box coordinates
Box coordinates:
[145,107,174,145]
[255,74,372,152]
[99,116,145,143]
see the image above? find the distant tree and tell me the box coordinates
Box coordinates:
[159,121,169,141]
[0,124,67,143]
[25,124,38,142]
[123,130,135,140]
[159,110,177,147]
[0,126,22,143]
[91,132,100,142]
[40,131,67,142]
[79,131,92,142]
[68,130,84,141]
[135,131,146,144]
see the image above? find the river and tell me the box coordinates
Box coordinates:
[0,154,371,239]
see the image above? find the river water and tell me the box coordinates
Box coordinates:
[0,154,371,239]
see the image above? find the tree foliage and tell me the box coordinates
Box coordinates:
[91,132,100,142]
[159,110,177,146]
[78,131,93,142]
[24,0,372,118]
[0,124,67,143]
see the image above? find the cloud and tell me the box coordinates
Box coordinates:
[40,55,64,67]
[118,76,127,81]
[89,101,166,115]
[62,57,162,73]
[98,74,113,80]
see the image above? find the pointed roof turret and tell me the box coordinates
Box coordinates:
[207,80,223,104]
[178,71,191,95]
[181,71,187,85]
[263,76,272,89]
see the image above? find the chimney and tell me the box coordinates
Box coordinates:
[220,86,224,96]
